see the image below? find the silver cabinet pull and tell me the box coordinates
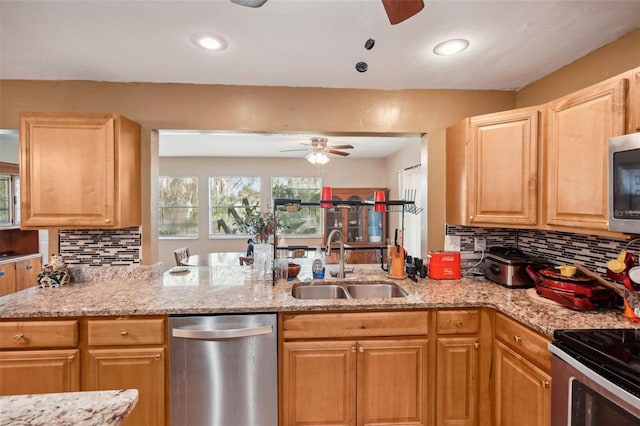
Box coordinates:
[26,264,33,270]
[173,325,273,340]
[14,333,24,340]
[513,335,522,343]
[120,331,128,336]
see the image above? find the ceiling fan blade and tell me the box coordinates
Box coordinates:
[280,148,311,152]
[327,144,354,150]
[328,150,350,157]
[230,0,269,7]
[381,0,424,25]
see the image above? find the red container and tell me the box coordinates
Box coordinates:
[428,251,461,279]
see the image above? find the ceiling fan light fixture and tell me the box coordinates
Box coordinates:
[306,151,330,165]
[190,32,228,51]
[433,38,470,56]
[230,0,269,7]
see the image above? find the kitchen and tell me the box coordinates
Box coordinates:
[2,1,640,425]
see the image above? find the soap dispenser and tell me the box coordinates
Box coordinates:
[312,247,325,279]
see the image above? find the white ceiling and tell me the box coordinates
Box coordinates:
[2,0,638,158]
[1,0,638,91]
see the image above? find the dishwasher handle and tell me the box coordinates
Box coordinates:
[172,324,273,340]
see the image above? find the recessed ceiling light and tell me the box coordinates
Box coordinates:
[433,38,470,56]
[190,32,228,51]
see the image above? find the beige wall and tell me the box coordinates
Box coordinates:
[517,29,640,107]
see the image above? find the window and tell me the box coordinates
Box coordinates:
[158,176,198,238]
[209,176,260,238]
[272,177,322,236]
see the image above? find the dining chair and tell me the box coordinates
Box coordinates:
[173,247,190,266]
[239,256,254,266]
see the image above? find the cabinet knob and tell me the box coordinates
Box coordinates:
[469,215,474,220]
[0,271,4,277]
[513,335,522,343]
[351,346,356,352]
[456,320,463,328]
[474,342,479,349]
[68,354,75,361]
[13,333,24,340]
[26,264,33,270]
[540,380,550,388]
[104,218,111,223]
[359,346,364,353]
[120,331,128,336]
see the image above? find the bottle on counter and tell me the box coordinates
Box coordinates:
[312,247,325,279]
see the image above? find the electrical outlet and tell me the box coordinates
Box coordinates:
[474,237,486,252]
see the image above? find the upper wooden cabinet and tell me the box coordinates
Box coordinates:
[545,76,627,233]
[19,112,141,229]
[446,106,541,227]
[630,67,640,132]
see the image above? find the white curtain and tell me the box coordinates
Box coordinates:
[399,165,422,257]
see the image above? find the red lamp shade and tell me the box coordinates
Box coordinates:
[320,186,333,208]
[374,191,386,212]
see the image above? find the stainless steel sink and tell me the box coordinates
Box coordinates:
[291,284,349,299]
[291,282,407,299]
[345,283,408,298]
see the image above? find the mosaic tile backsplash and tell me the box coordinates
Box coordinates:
[59,228,141,266]
[446,225,638,276]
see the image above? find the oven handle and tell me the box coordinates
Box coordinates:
[172,324,273,340]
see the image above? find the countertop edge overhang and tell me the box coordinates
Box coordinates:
[0,265,637,338]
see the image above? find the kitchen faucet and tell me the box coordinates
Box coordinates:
[326,229,345,278]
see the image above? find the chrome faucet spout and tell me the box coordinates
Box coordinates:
[326,229,345,278]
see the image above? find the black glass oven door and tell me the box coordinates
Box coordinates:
[571,379,639,426]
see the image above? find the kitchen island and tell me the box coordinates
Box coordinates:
[0,264,637,336]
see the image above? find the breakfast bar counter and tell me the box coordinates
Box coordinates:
[1,264,637,337]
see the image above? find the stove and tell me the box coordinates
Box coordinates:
[550,328,640,425]
[552,329,640,397]
[484,246,548,288]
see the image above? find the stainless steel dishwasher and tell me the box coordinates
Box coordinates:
[169,313,277,426]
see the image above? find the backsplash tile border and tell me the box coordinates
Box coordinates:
[446,225,634,275]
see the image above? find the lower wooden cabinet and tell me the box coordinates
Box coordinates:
[282,338,428,426]
[493,313,551,426]
[85,347,165,426]
[0,349,79,395]
[0,316,167,426]
[494,341,551,426]
[0,320,80,395]
[0,263,17,296]
[280,311,430,426]
[82,317,166,426]
[0,255,42,296]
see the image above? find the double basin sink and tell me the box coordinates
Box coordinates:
[292,281,408,300]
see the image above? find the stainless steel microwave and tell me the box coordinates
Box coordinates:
[609,132,640,234]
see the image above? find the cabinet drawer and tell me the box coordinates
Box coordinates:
[282,311,429,340]
[87,318,165,346]
[495,313,551,372]
[0,320,78,349]
[436,309,479,334]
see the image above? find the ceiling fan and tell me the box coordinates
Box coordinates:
[230,0,424,25]
[281,137,354,160]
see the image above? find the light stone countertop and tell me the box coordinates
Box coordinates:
[0,264,638,337]
[0,389,138,426]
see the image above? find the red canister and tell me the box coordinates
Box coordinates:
[428,251,461,279]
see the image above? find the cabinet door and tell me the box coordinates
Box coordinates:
[0,263,16,296]
[85,347,165,426]
[494,341,551,426]
[467,107,540,226]
[15,256,41,292]
[546,77,627,232]
[282,340,357,426]
[436,336,479,426]
[631,67,640,132]
[357,339,429,426]
[0,349,79,395]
